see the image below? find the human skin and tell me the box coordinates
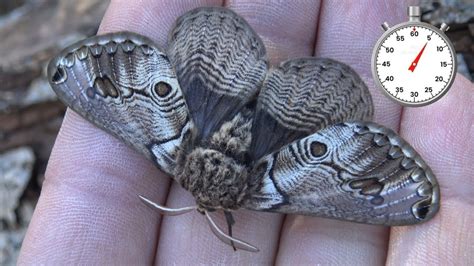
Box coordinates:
[18,0,473,265]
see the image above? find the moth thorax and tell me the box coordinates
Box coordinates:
[176,147,249,210]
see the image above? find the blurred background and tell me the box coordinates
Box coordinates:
[0,0,472,264]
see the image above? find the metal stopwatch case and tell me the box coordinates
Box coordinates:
[372,6,457,107]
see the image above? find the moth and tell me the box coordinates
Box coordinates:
[47,7,440,252]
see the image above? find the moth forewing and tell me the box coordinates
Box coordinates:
[244,122,439,226]
[47,32,194,176]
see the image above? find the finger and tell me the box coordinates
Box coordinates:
[228,1,320,65]
[277,1,415,264]
[18,0,219,263]
[19,110,168,264]
[387,76,474,264]
[156,184,282,263]
[101,0,220,48]
[156,1,321,263]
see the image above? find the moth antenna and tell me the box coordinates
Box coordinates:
[204,211,259,252]
[224,211,237,251]
[138,195,197,216]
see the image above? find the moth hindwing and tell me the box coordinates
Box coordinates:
[48,6,440,252]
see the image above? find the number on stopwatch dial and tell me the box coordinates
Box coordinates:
[374,25,455,105]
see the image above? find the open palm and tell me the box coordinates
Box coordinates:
[19,1,473,264]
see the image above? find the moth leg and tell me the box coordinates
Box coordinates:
[223,211,236,251]
[204,211,259,253]
[138,195,196,216]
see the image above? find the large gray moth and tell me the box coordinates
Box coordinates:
[47,7,439,252]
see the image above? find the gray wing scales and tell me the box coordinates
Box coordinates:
[244,122,439,225]
[168,7,267,140]
[48,32,194,175]
[250,58,373,160]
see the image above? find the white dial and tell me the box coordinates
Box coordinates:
[373,23,456,106]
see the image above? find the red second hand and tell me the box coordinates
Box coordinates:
[408,42,428,72]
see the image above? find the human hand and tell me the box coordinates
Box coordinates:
[19,1,474,264]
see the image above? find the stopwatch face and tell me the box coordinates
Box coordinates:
[372,23,457,106]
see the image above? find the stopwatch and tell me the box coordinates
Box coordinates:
[372,6,457,106]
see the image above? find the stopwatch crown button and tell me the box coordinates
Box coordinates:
[381,22,390,31]
[440,23,450,32]
[408,6,421,22]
